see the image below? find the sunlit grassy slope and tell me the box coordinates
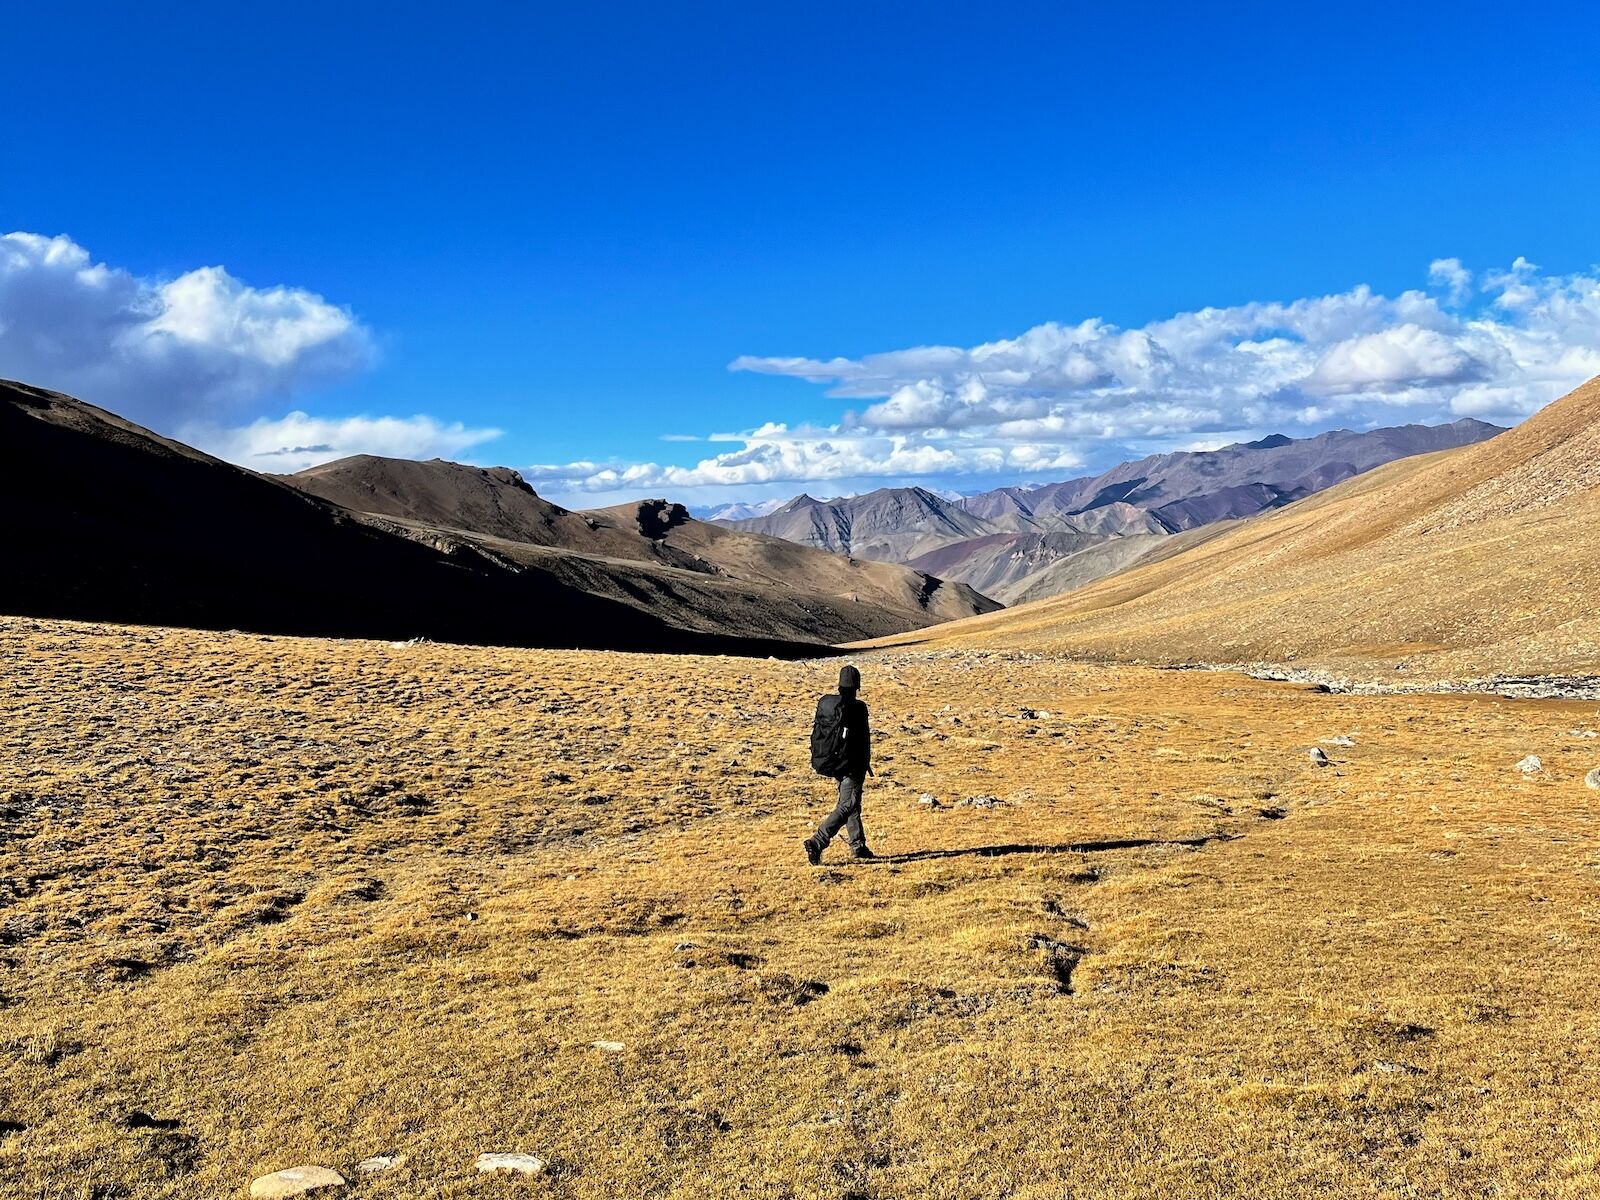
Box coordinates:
[4,618,1599,1197]
[864,376,1600,680]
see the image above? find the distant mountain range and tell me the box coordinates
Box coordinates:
[0,380,996,653]
[695,498,788,522]
[868,376,1600,680]
[721,419,1506,603]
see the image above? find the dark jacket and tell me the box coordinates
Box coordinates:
[838,694,871,777]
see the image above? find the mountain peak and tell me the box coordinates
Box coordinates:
[1242,433,1294,450]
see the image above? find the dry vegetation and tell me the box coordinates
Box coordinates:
[866,377,1600,682]
[4,617,1600,1197]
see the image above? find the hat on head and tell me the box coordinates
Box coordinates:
[838,665,861,690]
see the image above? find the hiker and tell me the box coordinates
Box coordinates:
[804,664,875,864]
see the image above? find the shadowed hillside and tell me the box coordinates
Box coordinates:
[0,381,827,654]
[285,458,998,628]
[864,377,1600,679]
[1,380,996,652]
[284,454,616,549]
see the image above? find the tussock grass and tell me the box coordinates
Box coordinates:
[2,618,1598,1197]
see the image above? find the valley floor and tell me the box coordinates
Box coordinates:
[3,619,1599,1198]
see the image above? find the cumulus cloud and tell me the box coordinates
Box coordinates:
[527,423,1083,497]
[192,412,504,474]
[0,232,375,428]
[538,257,1600,503]
[1304,324,1486,395]
[1428,257,1472,305]
[731,258,1600,435]
[0,231,504,471]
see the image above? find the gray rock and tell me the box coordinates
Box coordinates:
[959,794,1004,808]
[917,793,939,807]
[1373,1060,1424,1076]
[249,1166,346,1198]
[1585,767,1600,790]
[1308,747,1330,766]
[355,1155,404,1174]
[1322,735,1356,746]
[591,1040,625,1053]
[476,1152,546,1176]
[1516,755,1543,775]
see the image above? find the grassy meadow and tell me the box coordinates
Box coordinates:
[3,617,1599,1197]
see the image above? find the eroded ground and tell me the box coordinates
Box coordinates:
[3,619,1599,1198]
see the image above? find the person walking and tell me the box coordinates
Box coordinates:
[804,664,875,864]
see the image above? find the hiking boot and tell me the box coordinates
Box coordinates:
[851,845,876,861]
[802,838,822,866]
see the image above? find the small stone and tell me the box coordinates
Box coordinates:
[917,793,939,807]
[1019,707,1038,719]
[591,1040,625,1052]
[1373,1060,1424,1076]
[249,1165,346,1198]
[1585,767,1600,790]
[1322,735,1356,746]
[355,1154,405,1174]
[1516,755,1542,775]
[1308,747,1330,766]
[476,1152,546,1176]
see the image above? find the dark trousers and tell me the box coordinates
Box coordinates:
[814,773,866,851]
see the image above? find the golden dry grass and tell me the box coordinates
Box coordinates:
[863,377,1600,680]
[4,618,1600,1198]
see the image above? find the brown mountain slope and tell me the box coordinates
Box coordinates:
[583,500,1000,625]
[0,379,825,655]
[284,454,605,548]
[862,376,1600,679]
[283,456,998,629]
[730,421,1502,604]
[0,380,989,652]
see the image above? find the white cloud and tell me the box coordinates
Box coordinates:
[735,260,1600,428]
[1305,324,1485,394]
[0,231,505,474]
[0,232,374,427]
[547,257,1600,503]
[1428,257,1472,305]
[528,424,1083,498]
[190,411,504,474]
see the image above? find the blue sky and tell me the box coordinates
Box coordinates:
[3,1,1599,508]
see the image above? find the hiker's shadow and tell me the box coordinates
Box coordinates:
[873,835,1226,865]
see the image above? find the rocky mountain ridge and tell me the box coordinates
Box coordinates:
[1,379,996,653]
[723,419,1505,602]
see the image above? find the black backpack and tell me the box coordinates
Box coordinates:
[810,694,850,777]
